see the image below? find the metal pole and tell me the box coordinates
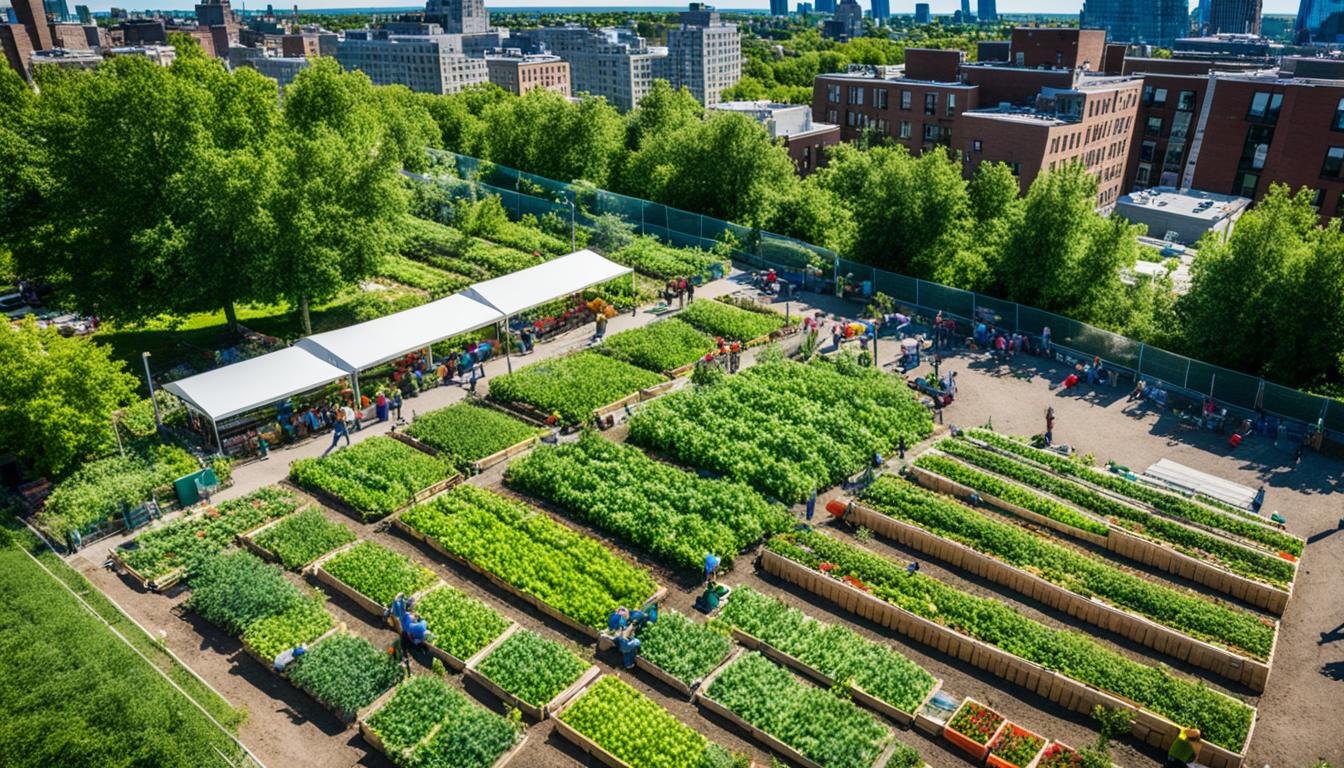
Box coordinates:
[569,198,576,253]
[631,271,636,316]
[142,352,161,428]
[211,418,222,456]
[111,412,126,458]
[505,318,513,374]
[353,372,362,417]
[1136,343,1146,377]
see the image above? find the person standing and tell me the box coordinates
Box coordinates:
[1165,728,1201,768]
[1044,406,1055,447]
[376,391,388,422]
[686,279,695,304]
[1042,325,1052,355]
[729,340,742,373]
[392,391,403,423]
[322,415,350,457]
[806,488,817,521]
[594,312,608,341]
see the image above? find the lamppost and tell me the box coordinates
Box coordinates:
[568,194,576,253]
[111,409,126,458]
[142,351,161,429]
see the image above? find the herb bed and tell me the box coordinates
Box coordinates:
[678,298,787,342]
[248,507,356,570]
[599,318,715,374]
[466,627,597,720]
[612,609,733,696]
[488,351,666,425]
[290,436,455,521]
[413,584,513,670]
[288,632,403,720]
[361,675,524,768]
[403,402,544,475]
[316,540,437,613]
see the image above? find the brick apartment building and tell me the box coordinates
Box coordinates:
[485,50,571,96]
[712,100,841,175]
[812,51,977,151]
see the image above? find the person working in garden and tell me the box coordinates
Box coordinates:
[695,553,731,613]
[273,644,306,673]
[1165,728,1201,767]
[322,413,350,457]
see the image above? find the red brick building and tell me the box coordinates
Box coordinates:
[812,56,977,150]
[485,52,571,96]
[0,24,34,80]
[713,100,841,175]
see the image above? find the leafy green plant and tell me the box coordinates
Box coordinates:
[487,350,665,424]
[290,436,453,521]
[767,531,1255,751]
[678,298,786,341]
[240,598,334,660]
[400,485,658,630]
[185,551,307,636]
[252,508,356,570]
[474,629,587,708]
[609,236,727,280]
[715,586,936,715]
[705,651,890,768]
[860,477,1276,660]
[413,584,510,661]
[322,541,437,607]
[39,445,200,539]
[989,726,1045,768]
[404,402,543,473]
[1037,743,1087,768]
[635,610,732,687]
[599,318,715,373]
[365,674,521,767]
[288,633,402,715]
[560,675,738,768]
[505,431,792,571]
[628,359,932,503]
[913,452,1111,536]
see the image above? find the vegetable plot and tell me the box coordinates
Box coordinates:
[628,359,932,503]
[505,432,791,571]
[913,453,1110,536]
[965,430,1304,556]
[989,726,1046,768]
[241,599,335,660]
[118,486,301,580]
[365,676,521,768]
[610,236,727,281]
[290,436,453,521]
[413,585,511,662]
[715,586,937,715]
[635,610,733,688]
[185,551,308,636]
[399,485,658,630]
[251,508,356,570]
[860,477,1276,660]
[39,445,200,539]
[599,318,715,373]
[488,351,665,424]
[926,440,1296,587]
[473,629,588,708]
[766,531,1255,751]
[948,700,1003,745]
[678,298,786,341]
[704,651,893,768]
[559,676,739,768]
[288,633,402,715]
[322,541,437,608]
[403,403,543,474]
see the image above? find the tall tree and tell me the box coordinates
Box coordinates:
[624,79,703,151]
[480,89,627,187]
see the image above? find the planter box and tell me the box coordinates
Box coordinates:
[472,434,543,474]
[387,430,442,458]
[478,396,552,428]
[358,676,530,768]
[909,455,1293,616]
[943,698,1007,761]
[987,723,1048,768]
[292,474,461,525]
[638,379,679,400]
[843,498,1275,692]
[757,547,1254,768]
[595,631,733,700]
[109,549,184,593]
[309,542,390,617]
[396,581,515,673]
[394,515,665,640]
[464,625,600,720]
[550,676,636,768]
[593,390,646,421]
[236,504,332,570]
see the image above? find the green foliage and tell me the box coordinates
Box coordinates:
[0,319,140,477]
[287,633,402,714]
[39,444,199,540]
[404,402,543,474]
[505,431,792,571]
[636,610,733,686]
[678,298,787,341]
[487,350,665,424]
[990,726,1045,767]
[474,629,587,708]
[120,485,302,579]
[322,540,437,607]
[252,507,356,570]
[240,598,334,660]
[414,585,511,661]
[477,89,627,188]
[290,436,453,520]
[716,586,936,714]
[706,651,891,768]
[590,212,637,252]
[600,318,715,372]
[399,485,658,630]
[628,359,932,502]
[185,551,307,636]
[365,675,520,765]
[609,236,726,280]
[377,253,467,295]
[948,699,1003,745]
[768,530,1255,751]
[559,675,733,768]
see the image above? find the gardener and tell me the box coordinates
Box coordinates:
[273,644,306,673]
[1044,406,1056,447]
[703,553,720,585]
[1165,728,1201,768]
[729,340,742,373]
[322,414,350,457]
[392,390,403,423]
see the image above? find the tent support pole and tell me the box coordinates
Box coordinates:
[631,272,636,316]
[211,417,222,457]
[353,373,362,416]
[505,317,513,374]
[426,345,434,366]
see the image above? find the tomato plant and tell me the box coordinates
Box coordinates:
[413,585,510,661]
[559,675,738,768]
[252,508,356,570]
[290,436,453,521]
[287,633,402,715]
[599,318,715,373]
[322,541,437,608]
[948,700,1003,745]
[487,351,666,424]
[403,402,544,474]
[989,726,1046,768]
[473,629,587,708]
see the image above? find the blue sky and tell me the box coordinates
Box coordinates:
[59,0,1301,21]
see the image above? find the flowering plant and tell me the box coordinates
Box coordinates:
[948,700,1004,745]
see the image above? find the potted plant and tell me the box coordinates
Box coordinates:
[988,723,1047,768]
[943,698,1007,760]
[1036,742,1087,768]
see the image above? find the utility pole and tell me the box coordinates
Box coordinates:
[142,352,161,429]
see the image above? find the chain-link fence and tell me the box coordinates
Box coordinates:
[426,149,1341,440]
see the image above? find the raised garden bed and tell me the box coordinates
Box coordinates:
[487,350,666,425]
[400,402,545,475]
[289,436,457,521]
[597,609,733,699]
[943,698,1006,761]
[598,318,715,374]
[360,674,527,768]
[464,626,599,721]
[286,631,403,723]
[243,507,356,571]
[988,723,1047,768]
[678,298,788,343]
[411,582,514,671]
[397,485,663,637]
[312,540,437,616]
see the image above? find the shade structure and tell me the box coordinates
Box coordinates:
[294,293,504,374]
[460,249,632,318]
[163,346,350,422]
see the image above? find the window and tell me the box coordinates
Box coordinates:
[827,109,839,123]
[1234,170,1259,198]
[1334,97,1344,130]
[1135,163,1151,185]
[1146,117,1163,135]
[973,139,982,152]
[1322,146,1344,178]
[1170,111,1191,139]
[900,90,911,110]
[1247,91,1283,123]
[1311,188,1325,208]
[1141,140,1156,162]
[848,86,864,105]
[899,120,911,139]
[1177,90,1196,111]
[1153,88,1167,106]
[1240,125,1273,169]
[946,93,957,117]
[875,117,889,134]
[1163,141,1185,167]
[803,145,812,170]
[826,84,840,103]
[874,88,888,109]
[922,122,940,141]
[924,93,937,115]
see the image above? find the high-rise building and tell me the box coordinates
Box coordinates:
[425,0,487,35]
[75,4,90,23]
[978,0,998,21]
[815,0,836,14]
[336,29,487,94]
[873,0,891,22]
[42,0,69,23]
[1207,0,1261,33]
[665,4,741,107]
[518,25,668,111]
[11,0,53,51]
[1080,0,1190,46]
[831,0,863,38]
[915,3,932,23]
[960,0,973,20]
[770,0,790,15]
[1292,0,1344,41]
[194,0,232,28]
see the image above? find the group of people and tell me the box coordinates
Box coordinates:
[697,337,745,373]
[663,276,696,308]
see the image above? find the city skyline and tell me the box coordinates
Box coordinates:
[21,0,1303,18]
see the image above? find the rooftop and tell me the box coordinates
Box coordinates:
[1118,186,1251,222]
[960,105,1069,125]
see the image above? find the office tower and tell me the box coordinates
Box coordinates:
[336,29,487,94]
[425,0,487,35]
[771,0,789,15]
[915,2,931,22]
[666,4,740,107]
[75,4,89,22]
[873,0,891,21]
[816,0,836,14]
[1080,0,1190,46]
[1207,0,1261,33]
[42,0,69,22]
[978,0,997,20]
[194,0,232,28]
[961,0,974,20]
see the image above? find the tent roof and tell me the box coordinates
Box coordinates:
[294,293,504,373]
[163,346,349,422]
[461,249,632,317]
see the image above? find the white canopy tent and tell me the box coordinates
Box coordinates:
[163,346,351,450]
[461,249,634,372]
